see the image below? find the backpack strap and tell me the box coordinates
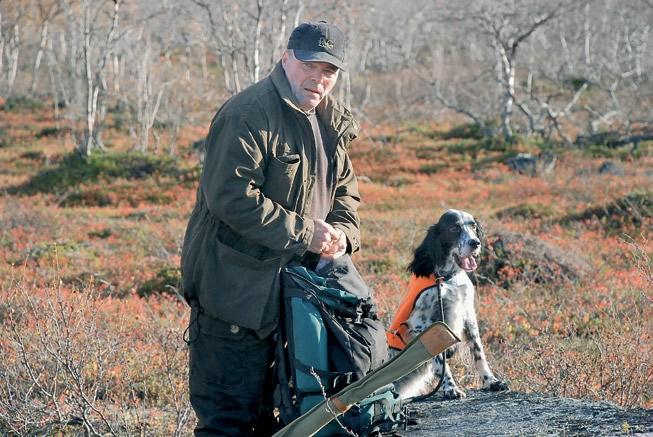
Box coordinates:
[292,358,354,391]
[284,272,365,319]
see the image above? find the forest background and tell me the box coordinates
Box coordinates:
[0,0,651,435]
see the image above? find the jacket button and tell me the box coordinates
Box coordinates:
[230,325,240,334]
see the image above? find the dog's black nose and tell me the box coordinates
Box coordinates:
[469,239,480,249]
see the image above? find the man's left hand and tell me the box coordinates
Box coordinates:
[320,228,347,260]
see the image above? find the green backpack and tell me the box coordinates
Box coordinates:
[274,255,407,436]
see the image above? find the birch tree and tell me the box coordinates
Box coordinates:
[28,3,61,94]
[475,2,562,141]
[1,3,26,98]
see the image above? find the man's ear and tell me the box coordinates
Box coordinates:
[281,50,290,66]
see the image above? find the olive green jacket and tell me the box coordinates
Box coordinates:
[181,62,361,333]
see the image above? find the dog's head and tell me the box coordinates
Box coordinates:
[409,209,483,278]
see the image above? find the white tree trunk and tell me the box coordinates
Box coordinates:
[138,44,151,153]
[30,21,49,93]
[498,44,514,141]
[584,3,592,65]
[231,50,241,94]
[271,0,289,65]
[219,52,233,94]
[0,9,4,75]
[83,1,95,156]
[6,25,20,98]
[77,0,121,155]
[45,36,60,122]
[252,0,264,83]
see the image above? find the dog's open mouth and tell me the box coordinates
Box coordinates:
[455,254,478,272]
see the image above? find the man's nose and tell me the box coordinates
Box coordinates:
[311,72,327,85]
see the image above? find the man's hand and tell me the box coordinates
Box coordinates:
[308,219,340,254]
[320,228,347,260]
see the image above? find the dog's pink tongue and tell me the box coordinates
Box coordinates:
[461,256,478,271]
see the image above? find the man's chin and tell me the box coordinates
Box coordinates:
[297,100,319,112]
[304,98,322,110]
[299,91,323,106]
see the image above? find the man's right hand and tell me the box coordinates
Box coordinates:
[308,219,340,254]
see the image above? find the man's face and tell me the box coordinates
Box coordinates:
[282,50,339,112]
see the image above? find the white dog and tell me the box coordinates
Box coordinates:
[388,209,509,400]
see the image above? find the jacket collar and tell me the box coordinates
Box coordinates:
[270,62,359,145]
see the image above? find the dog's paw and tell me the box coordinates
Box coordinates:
[483,380,510,392]
[443,386,466,400]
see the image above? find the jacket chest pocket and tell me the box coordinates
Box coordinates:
[261,153,301,210]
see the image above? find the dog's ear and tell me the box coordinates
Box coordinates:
[427,223,448,270]
[408,224,444,277]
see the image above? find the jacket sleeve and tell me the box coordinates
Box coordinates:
[201,111,314,255]
[326,150,361,254]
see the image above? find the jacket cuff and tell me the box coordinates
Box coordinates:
[335,225,360,254]
[297,219,315,256]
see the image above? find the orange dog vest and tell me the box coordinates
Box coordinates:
[386,274,437,351]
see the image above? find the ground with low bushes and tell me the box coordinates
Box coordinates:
[1,100,651,435]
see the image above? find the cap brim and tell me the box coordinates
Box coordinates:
[293,50,346,71]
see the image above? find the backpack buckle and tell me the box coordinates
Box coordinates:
[354,306,363,324]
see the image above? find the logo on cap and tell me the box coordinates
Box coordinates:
[318,37,335,50]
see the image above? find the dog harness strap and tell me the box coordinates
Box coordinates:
[386,274,437,351]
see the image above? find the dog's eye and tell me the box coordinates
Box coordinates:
[449,225,461,233]
[470,223,477,231]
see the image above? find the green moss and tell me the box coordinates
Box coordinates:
[88,228,113,239]
[560,190,653,231]
[495,203,557,220]
[583,141,653,160]
[0,128,8,148]
[137,265,181,297]
[441,122,485,140]
[563,76,590,91]
[419,163,445,174]
[404,121,440,139]
[13,151,191,195]
[36,126,71,138]
[11,241,80,265]
[2,96,44,112]
[19,150,43,160]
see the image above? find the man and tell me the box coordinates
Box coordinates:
[181,21,361,436]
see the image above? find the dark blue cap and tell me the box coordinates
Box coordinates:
[287,21,346,70]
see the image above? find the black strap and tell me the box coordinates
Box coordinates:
[293,358,354,390]
[183,299,203,345]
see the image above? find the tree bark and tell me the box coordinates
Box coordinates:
[78,0,121,156]
[6,24,20,98]
[252,0,264,83]
[30,20,50,94]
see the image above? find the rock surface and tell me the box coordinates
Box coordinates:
[399,390,652,436]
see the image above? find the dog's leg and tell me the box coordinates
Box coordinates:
[404,322,463,399]
[431,353,467,399]
[464,318,509,391]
